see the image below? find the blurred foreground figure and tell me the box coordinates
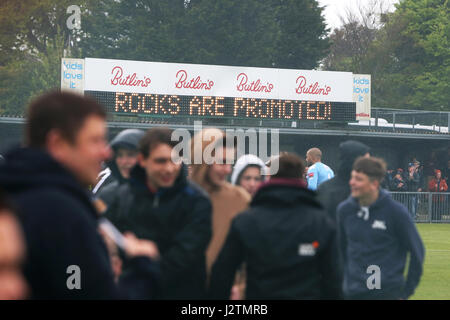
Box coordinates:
[317,140,370,223]
[93,129,144,207]
[306,147,334,190]
[231,154,267,197]
[0,191,29,300]
[209,152,341,299]
[190,129,250,300]
[105,128,212,299]
[0,91,160,299]
[338,157,425,300]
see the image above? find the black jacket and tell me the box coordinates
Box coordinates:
[105,164,212,299]
[317,140,370,224]
[0,147,160,299]
[93,129,145,202]
[406,170,421,192]
[391,176,408,191]
[209,178,341,300]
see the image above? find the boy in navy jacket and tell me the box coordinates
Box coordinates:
[337,157,425,300]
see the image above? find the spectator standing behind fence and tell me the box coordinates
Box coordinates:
[382,169,394,190]
[390,169,408,191]
[93,129,144,207]
[406,163,421,219]
[190,129,251,299]
[414,161,426,191]
[428,170,448,193]
[209,153,341,299]
[337,157,425,300]
[0,91,161,299]
[306,148,334,191]
[428,169,448,220]
[105,128,212,299]
[443,160,450,186]
[424,151,438,187]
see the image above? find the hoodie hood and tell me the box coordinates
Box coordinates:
[110,129,145,151]
[346,188,390,221]
[0,147,95,212]
[231,154,268,185]
[337,140,370,179]
[252,177,321,209]
[106,129,145,183]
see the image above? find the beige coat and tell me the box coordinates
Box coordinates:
[189,129,251,275]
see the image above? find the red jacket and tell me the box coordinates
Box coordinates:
[428,178,448,192]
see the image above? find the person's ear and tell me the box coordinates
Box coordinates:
[46,129,70,161]
[371,179,380,190]
[137,153,146,168]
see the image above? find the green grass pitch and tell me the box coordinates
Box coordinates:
[410,224,450,300]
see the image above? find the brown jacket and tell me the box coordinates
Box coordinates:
[189,128,251,274]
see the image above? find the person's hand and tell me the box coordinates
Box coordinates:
[110,255,123,283]
[93,198,107,215]
[230,285,242,300]
[98,228,123,281]
[0,271,29,300]
[123,232,160,260]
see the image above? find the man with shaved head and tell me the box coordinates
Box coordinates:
[306,147,334,191]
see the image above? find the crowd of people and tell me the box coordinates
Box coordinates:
[381,154,449,220]
[0,91,426,300]
[384,155,449,194]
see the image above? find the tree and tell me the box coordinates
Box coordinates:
[183,0,279,67]
[322,0,391,72]
[82,0,329,68]
[0,0,331,116]
[0,0,91,115]
[80,0,188,62]
[271,0,330,69]
[323,0,449,111]
[367,0,450,110]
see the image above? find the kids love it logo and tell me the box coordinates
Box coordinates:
[110,66,151,87]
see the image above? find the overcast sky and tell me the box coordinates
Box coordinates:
[317,0,399,31]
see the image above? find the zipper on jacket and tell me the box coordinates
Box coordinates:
[153,194,160,208]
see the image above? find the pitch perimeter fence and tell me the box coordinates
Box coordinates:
[390,192,450,223]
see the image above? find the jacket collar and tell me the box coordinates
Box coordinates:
[129,163,188,196]
[257,177,308,191]
[348,188,390,210]
[252,177,320,208]
[0,147,98,218]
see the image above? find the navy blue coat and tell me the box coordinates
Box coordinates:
[337,189,425,299]
[0,147,160,299]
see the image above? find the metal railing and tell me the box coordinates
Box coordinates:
[369,108,450,134]
[390,192,450,223]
